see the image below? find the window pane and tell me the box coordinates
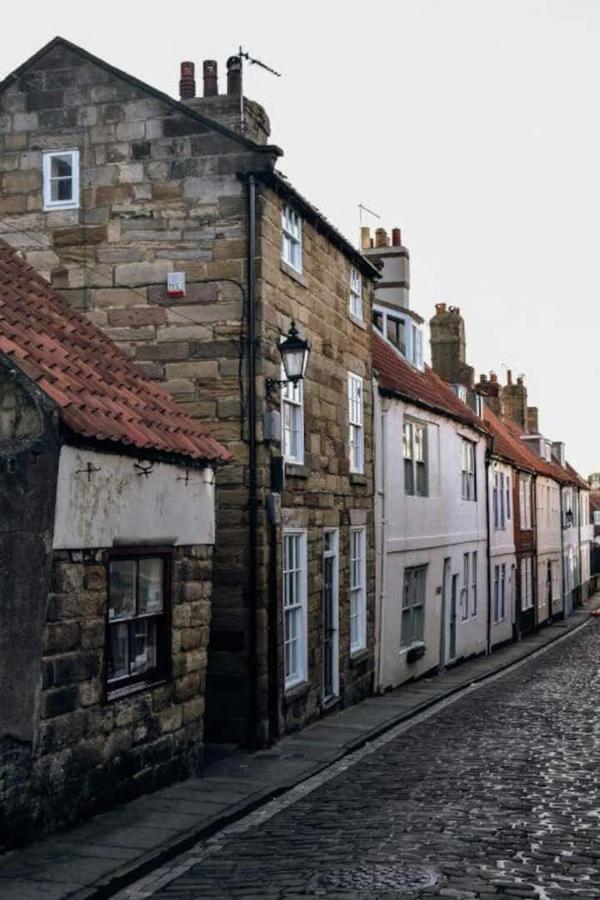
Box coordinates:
[405,458,415,495]
[130,617,157,675]
[138,557,164,615]
[108,622,129,681]
[51,154,73,179]
[109,560,136,620]
[416,461,427,496]
[53,177,73,201]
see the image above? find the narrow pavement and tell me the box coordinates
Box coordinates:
[126,622,600,898]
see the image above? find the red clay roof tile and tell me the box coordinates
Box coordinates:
[0,241,230,464]
[373,333,482,430]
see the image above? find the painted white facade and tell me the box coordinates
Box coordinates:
[535,476,563,621]
[561,485,581,616]
[488,460,517,647]
[53,446,216,550]
[579,490,593,594]
[375,390,488,692]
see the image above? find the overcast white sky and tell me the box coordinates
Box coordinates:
[3,1,598,474]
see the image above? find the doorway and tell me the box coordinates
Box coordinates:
[322,529,339,702]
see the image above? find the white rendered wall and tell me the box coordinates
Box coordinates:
[536,476,563,621]
[488,460,517,646]
[375,392,488,691]
[53,446,215,549]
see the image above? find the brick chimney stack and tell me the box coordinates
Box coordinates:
[178,57,271,144]
[429,304,475,389]
[526,406,539,433]
[475,371,501,415]
[501,373,527,429]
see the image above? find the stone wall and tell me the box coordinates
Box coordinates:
[258,185,376,735]
[0,40,377,747]
[0,544,212,848]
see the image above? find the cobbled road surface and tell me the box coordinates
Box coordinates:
[154,624,600,899]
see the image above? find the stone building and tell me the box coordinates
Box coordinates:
[0,240,228,845]
[0,37,379,746]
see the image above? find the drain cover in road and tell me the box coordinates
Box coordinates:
[319,863,439,891]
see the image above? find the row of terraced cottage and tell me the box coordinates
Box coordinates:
[0,37,596,845]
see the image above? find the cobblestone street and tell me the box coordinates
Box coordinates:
[148,624,600,899]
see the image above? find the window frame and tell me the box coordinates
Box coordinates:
[521,556,534,611]
[348,372,364,474]
[43,148,80,211]
[401,564,427,649]
[461,439,477,501]
[281,205,303,273]
[403,418,428,497]
[283,529,308,691]
[349,526,367,654]
[105,546,172,700]
[520,475,532,530]
[281,369,304,465]
[461,552,469,620]
[349,267,363,321]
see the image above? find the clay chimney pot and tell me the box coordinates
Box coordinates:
[179,61,196,100]
[203,60,218,97]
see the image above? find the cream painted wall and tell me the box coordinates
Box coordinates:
[487,460,517,646]
[53,446,215,550]
[375,391,488,691]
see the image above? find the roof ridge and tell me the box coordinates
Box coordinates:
[0,36,282,159]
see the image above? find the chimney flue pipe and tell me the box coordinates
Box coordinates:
[227,56,242,95]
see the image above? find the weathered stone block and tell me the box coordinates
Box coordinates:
[107,306,167,327]
[114,260,172,286]
[2,169,41,194]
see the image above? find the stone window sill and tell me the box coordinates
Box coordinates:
[349,313,367,331]
[350,473,368,486]
[280,259,307,288]
[400,642,426,664]
[284,680,310,703]
[106,678,167,703]
[349,647,370,667]
[285,462,310,479]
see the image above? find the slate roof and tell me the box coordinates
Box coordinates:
[0,241,230,464]
[373,333,483,431]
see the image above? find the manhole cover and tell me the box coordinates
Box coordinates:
[319,863,439,892]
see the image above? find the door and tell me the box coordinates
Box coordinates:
[449,573,458,661]
[322,529,339,701]
[440,558,451,666]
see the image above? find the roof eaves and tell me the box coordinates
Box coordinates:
[377,382,487,436]
[0,36,283,159]
[256,170,381,280]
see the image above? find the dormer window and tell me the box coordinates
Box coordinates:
[281,205,302,273]
[387,314,406,355]
[349,268,363,320]
[43,149,80,210]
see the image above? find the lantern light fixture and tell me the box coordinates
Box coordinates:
[266,320,310,397]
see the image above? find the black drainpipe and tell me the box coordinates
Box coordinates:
[245,173,259,747]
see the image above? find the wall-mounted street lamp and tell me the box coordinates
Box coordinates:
[266,321,310,398]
